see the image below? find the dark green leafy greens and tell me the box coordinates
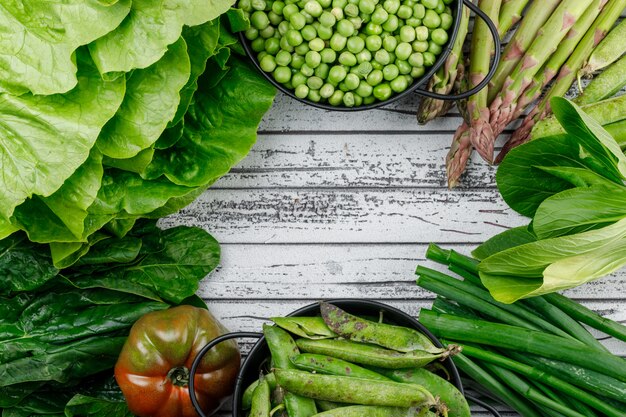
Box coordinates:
[476,98,626,302]
[0,220,219,416]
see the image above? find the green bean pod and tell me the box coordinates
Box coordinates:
[272,316,337,339]
[316,400,349,412]
[310,405,437,417]
[250,377,272,417]
[296,338,455,369]
[243,373,278,410]
[264,324,318,417]
[291,353,392,381]
[375,368,471,417]
[274,369,439,409]
[320,302,443,353]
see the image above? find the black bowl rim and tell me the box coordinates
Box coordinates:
[238,0,464,111]
[232,298,464,416]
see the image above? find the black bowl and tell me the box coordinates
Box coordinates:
[239,0,466,111]
[231,299,463,416]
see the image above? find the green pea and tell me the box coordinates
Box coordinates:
[371,8,388,25]
[272,0,285,13]
[258,51,268,61]
[359,11,371,23]
[423,9,440,28]
[283,3,298,18]
[355,80,373,97]
[404,0,416,7]
[428,41,442,55]
[397,4,412,19]
[333,0,348,8]
[295,43,309,56]
[330,33,347,51]
[344,3,359,17]
[422,0,437,8]
[286,29,303,46]
[367,69,383,85]
[410,65,425,78]
[346,36,365,53]
[364,22,382,35]
[268,11,283,25]
[396,59,411,74]
[320,83,335,98]
[382,64,399,81]
[301,9,315,24]
[280,36,295,52]
[399,25,415,42]
[259,55,277,72]
[365,34,382,51]
[307,76,324,90]
[245,27,259,40]
[423,51,436,66]
[273,66,292,83]
[239,0,253,12]
[381,15,399,32]
[371,60,383,70]
[337,19,355,37]
[303,50,320,68]
[300,63,315,76]
[328,90,344,106]
[251,37,266,52]
[331,6,345,20]
[356,49,372,63]
[363,95,376,105]
[337,51,356,67]
[275,49,292,65]
[413,3,425,18]
[359,0,376,14]
[317,23,334,39]
[345,73,360,90]
[291,12,307,29]
[320,11,337,26]
[328,65,347,84]
[320,48,337,63]
[354,94,364,106]
[251,0,266,10]
[251,11,270,29]
[383,0,400,14]
[373,83,392,100]
[374,49,390,65]
[348,16,363,30]
[278,20,290,35]
[405,17,421,27]
[292,72,308,87]
[435,0,445,13]
[389,74,408,92]
[315,62,330,78]
[382,35,397,52]
[264,37,280,54]
[440,13,453,30]
[415,26,428,41]
[355,61,373,77]
[301,25,317,41]
[343,91,356,107]
[431,28,448,45]
[304,0,323,16]
[308,88,322,102]
[393,43,411,61]
[295,83,310,98]
[319,0,332,8]
[408,52,423,67]
[412,40,428,52]
[291,53,305,69]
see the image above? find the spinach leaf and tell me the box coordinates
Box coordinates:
[0,234,57,295]
[64,394,133,417]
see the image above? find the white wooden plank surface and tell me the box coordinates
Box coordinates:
[165,92,626,417]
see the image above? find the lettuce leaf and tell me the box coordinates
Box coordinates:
[0,0,131,95]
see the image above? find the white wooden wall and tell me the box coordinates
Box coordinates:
[162,92,626,417]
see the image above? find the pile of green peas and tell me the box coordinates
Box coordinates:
[239,0,454,107]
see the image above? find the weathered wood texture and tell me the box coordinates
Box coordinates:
[165,91,626,417]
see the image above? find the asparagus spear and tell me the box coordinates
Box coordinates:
[498,0,626,162]
[488,0,595,142]
[580,18,626,76]
[487,0,561,104]
[512,0,607,119]
[497,0,530,38]
[574,53,626,105]
[416,5,470,124]
[467,0,501,163]
[446,123,472,188]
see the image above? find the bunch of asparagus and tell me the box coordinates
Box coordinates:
[418,0,626,187]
